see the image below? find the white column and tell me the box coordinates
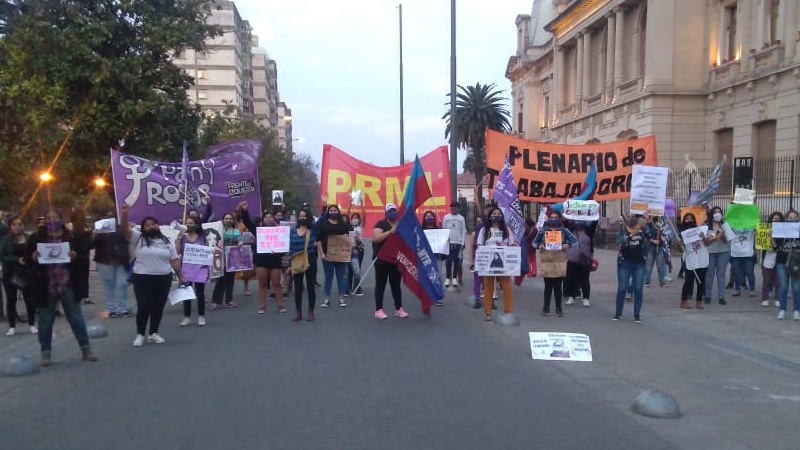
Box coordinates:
[554,44,564,114]
[575,32,584,106]
[785,0,798,61]
[614,7,625,88]
[582,30,592,102]
[605,12,616,102]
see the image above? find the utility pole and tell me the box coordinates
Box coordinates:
[449,0,457,200]
[398,4,405,165]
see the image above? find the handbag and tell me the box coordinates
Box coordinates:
[290,232,311,275]
[9,268,28,289]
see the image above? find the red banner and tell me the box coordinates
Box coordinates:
[320,145,452,237]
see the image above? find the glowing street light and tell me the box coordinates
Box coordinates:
[39,172,53,183]
[94,177,107,188]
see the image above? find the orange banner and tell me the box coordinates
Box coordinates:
[485,130,658,203]
[320,145,452,237]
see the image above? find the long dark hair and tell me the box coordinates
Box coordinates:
[482,207,509,243]
[768,211,784,223]
[71,209,88,232]
[422,210,437,229]
[707,206,724,226]
[139,216,169,247]
[678,213,697,232]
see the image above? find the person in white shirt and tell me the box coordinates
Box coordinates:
[441,202,466,287]
[120,205,183,347]
[724,220,756,298]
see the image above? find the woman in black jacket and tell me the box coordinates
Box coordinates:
[0,215,36,336]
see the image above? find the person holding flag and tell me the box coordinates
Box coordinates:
[372,204,406,319]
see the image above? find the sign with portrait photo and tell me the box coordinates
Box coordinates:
[474,246,521,276]
[225,246,254,272]
[528,332,593,362]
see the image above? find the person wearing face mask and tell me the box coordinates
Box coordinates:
[678,213,708,310]
[175,216,209,327]
[723,205,756,299]
[613,214,648,322]
[564,220,594,308]
[761,212,783,307]
[92,211,132,318]
[121,206,183,347]
[532,210,577,318]
[704,206,730,305]
[441,202,467,288]
[372,203,408,319]
[26,210,98,365]
[287,211,318,321]
[316,204,353,308]
[210,212,242,309]
[421,210,446,302]
[1,215,37,335]
[773,210,800,320]
[347,212,365,297]
[240,203,288,315]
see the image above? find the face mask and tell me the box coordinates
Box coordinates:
[187,225,197,232]
[547,218,559,226]
[223,220,233,226]
[713,213,722,222]
[328,212,340,220]
[143,228,159,238]
[351,219,360,226]
[491,216,503,224]
[386,212,398,220]
[46,220,62,231]
[788,218,800,223]
[425,217,435,223]
[684,221,696,227]
[274,217,283,223]
[297,219,309,228]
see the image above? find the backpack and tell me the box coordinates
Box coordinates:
[789,250,800,277]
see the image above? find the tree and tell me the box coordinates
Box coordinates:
[0,0,218,212]
[442,82,510,209]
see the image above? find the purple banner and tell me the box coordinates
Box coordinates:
[111,140,262,224]
[182,263,210,284]
[492,160,525,244]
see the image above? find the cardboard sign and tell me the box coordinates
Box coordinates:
[538,250,567,278]
[256,226,290,253]
[680,225,708,245]
[325,234,353,263]
[475,246,521,277]
[183,243,214,266]
[732,187,755,205]
[225,246,254,272]
[544,230,563,251]
[423,229,450,255]
[755,223,772,250]
[562,200,600,221]
[529,332,593,362]
[630,165,669,216]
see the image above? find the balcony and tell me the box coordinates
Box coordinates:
[710,59,740,86]
[617,78,642,100]
[750,42,785,73]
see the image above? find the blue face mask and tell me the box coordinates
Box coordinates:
[387,211,398,220]
[547,219,560,226]
[328,212,340,220]
[47,220,63,231]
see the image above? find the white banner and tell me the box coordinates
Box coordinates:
[772,222,800,239]
[529,332,593,362]
[423,229,450,255]
[680,225,708,244]
[475,246,521,277]
[182,243,214,266]
[562,200,600,221]
[630,165,669,216]
[257,226,290,253]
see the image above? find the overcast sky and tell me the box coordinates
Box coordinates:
[235,0,534,170]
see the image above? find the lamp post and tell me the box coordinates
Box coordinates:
[449,0,458,201]
[398,3,405,165]
[39,171,53,214]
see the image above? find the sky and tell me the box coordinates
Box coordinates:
[235,0,534,172]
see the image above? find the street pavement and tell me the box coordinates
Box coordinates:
[1,244,799,450]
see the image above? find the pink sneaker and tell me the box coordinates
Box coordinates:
[394,307,409,318]
[374,309,388,320]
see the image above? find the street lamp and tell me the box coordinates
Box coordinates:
[94,177,107,188]
[39,171,53,214]
[39,172,53,183]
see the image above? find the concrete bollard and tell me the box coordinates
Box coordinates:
[1,356,40,377]
[86,324,109,339]
[632,390,682,419]
[493,312,519,326]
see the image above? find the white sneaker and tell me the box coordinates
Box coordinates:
[133,334,145,347]
[778,310,786,320]
[794,311,800,321]
[180,317,191,327]
[198,316,206,326]
[5,327,15,337]
[444,279,451,287]
[775,300,781,307]
[29,325,38,334]
[148,333,165,344]
[565,297,575,306]
[451,278,459,287]
[582,298,591,308]
[664,276,673,282]
[761,300,769,307]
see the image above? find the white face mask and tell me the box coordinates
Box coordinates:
[351,219,360,226]
[713,213,722,222]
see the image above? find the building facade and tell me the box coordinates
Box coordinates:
[507,0,800,174]
[251,48,279,130]
[277,101,294,152]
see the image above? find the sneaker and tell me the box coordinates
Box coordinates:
[320,299,331,308]
[148,333,165,344]
[634,315,642,323]
[226,302,236,308]
[778,310,786,320]
[343,292,351,298]
[582,298,591,308]
[394,307,409,318]
[644,283,650,288]
[761,300,769,307]
[565,297,575,306]
[484,314,492,321]
[556,309,563,317]
[353,287,364,297]
[472,301,483,310]
[133,334,145,347]
[339,298,347,308]
[664,276,673,282]
[444,279,451,287]
[541,309,550,316]
[108,312,118,318]
[5,327,15,337]
[198,316,206,326]
[374,309,388,320]
[119,310,132,318]
[451,278,459,287]
[180,317,191,327]
[436,300,444,307]
[775,301,780,307]
[718,298,727,305]
[612,315,621,321]
[794,311,800,321]
[29,325,38,334]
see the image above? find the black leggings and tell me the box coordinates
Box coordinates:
[211,271,236,304]
[374,259,402,311]
[132,274,172,335]
[543,277,564,311]
[565,262,591,300]
[293,267,317,311]
[4,281,35,327]
[183,282,206,317]
[681,268,707,301]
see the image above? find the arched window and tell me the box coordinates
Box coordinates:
[616,129,639,141]
[586,138,601,145]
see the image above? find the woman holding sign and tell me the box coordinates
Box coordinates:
[532,210,577,318]
[613,215,648,322]
[211,212,241,309]
[240,203,288,315]
[317,204,352,309]
[175,216,209,327]
[678,213,708,310]
[704,206,730,305]
[773,210,800,320]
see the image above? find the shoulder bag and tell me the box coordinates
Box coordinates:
[290,232,311,275]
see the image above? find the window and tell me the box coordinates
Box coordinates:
[197,69,207,80]
[542,95,550,128]
[517,111,524,134]
[197,91,208,100]
[724,3,738,61]
[715,128,734,193]
[767,0,780,45]
[754,120,777,192]
[590,28,607,96]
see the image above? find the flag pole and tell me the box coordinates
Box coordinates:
[182,141,189,223]
[352,257,379,293]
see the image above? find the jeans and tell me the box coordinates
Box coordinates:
[96,263,129,314]
[211,271,236,305]
[705,252,730,300]
[616,259,645,317]
[762,266,779,301]
[4,280,35,327]
[445,244,462,280]
[322,260,348,298]
[484,276,512,314]
[374,260,402,311]
[681,268,707,301]
[293,268,317,311]
[776,263,800,312]
[183,282,206,317]
[730,256,755,293]
[347,256,362,292]
[37,290,91,354]
[132,274,172,335]
[645,247,667,286]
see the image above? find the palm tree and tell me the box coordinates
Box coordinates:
[442,82,510,209]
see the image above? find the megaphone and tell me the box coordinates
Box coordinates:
[170,220,188,233]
